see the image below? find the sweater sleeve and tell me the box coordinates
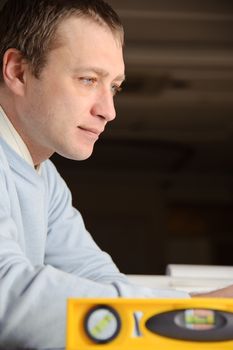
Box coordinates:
[0,159,188,350]
[0,160,121,349]
[44,160,128,284]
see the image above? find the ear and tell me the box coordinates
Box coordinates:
[2,48,28,96]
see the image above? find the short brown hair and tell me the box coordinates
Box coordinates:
[0,0,123,82]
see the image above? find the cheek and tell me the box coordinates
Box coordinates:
[28,79,94,128]
[60,95,92,123]
[25,83,50,116]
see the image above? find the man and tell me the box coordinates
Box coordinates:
[0,0,189,348]
[0,0,230,349]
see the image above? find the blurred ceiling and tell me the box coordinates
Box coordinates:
[106,0,233,144]
[98,0,233,204]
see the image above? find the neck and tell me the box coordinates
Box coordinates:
[0,97,53,165]
[24,140,54,166]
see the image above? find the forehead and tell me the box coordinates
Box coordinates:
[51,16,124,73]
[55,14,123,43]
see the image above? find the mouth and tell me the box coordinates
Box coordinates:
[78,126,103,140]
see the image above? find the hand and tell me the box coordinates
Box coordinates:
[191,285,233,298]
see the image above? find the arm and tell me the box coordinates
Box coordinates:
[0,204,119,349]
[43,161,190,303]
[44,160,128,284]
[0,155,120,349]
[0,156,188,349]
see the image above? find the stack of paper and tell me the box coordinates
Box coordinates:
[166,264,233,293]
[128,264,233,294]
[166,264,233,280]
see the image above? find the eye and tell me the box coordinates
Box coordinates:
[111,84,122,96]
[79,77,98,86]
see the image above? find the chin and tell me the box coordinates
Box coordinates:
[58,146,94,161]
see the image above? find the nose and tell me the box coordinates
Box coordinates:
[91,88,116,122]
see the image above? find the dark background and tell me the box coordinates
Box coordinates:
[51,0,233,275]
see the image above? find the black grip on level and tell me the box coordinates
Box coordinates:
[145,308,233,342]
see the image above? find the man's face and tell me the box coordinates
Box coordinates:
[17,17,125,162]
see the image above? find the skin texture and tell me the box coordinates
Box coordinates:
[0,16,125,165]
[192,285,233,298]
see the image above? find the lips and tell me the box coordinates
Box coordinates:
[79,127,101,135]
[78,126,103,139]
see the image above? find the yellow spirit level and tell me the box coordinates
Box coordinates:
[66,298,233,350]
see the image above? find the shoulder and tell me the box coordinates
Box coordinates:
[41,158,71,199]
[0,138,12,170]
[0,139,16,210]
[42,159,63,184]
[0,138,13,186]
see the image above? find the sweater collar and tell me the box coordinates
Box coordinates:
[0,105,41,173]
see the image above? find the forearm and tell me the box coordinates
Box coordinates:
[0,236,121,349]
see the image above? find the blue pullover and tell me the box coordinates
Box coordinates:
[0,137,188,349]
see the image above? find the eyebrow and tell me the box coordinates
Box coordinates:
[73,66,125,82]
